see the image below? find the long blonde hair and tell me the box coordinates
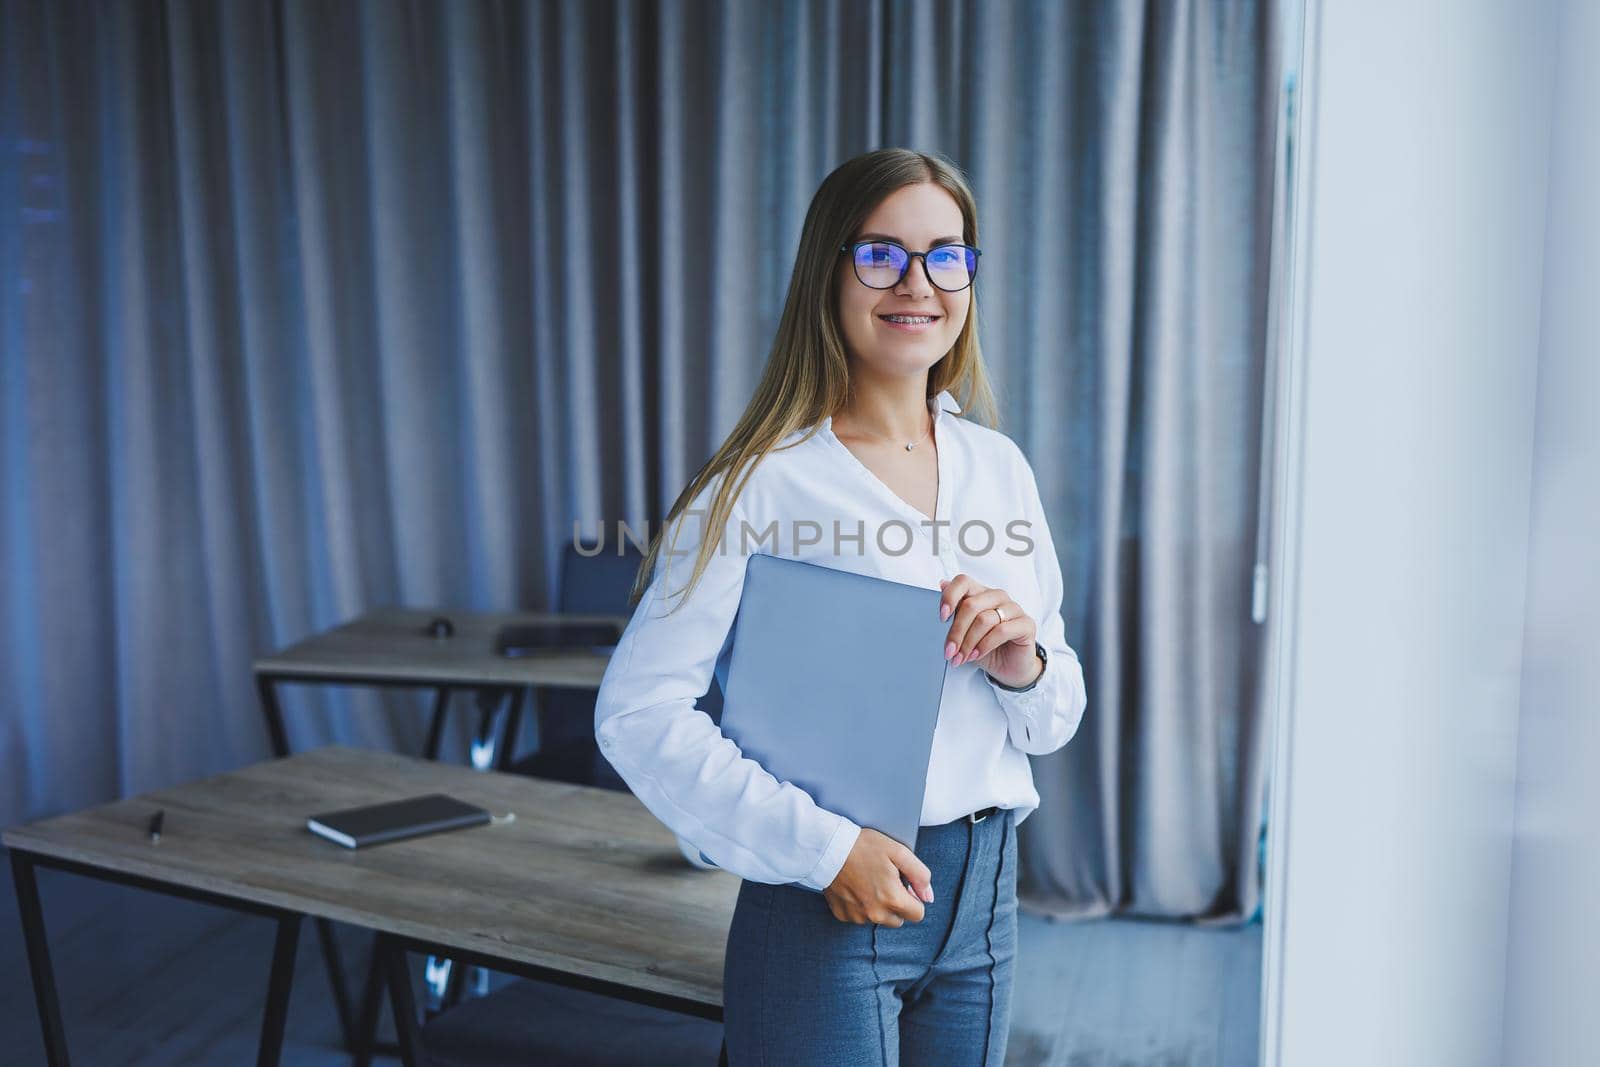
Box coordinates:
[629,148,1001,613]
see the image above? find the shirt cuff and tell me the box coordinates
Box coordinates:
[796,816,862,892]
[984,658,1053,745]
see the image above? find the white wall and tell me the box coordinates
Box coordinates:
[1498,2,1600,1063]
[1263,1,1556,1064]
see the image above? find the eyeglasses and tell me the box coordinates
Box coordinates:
[839,239,982,293]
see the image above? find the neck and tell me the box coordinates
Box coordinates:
[834,374,933,444]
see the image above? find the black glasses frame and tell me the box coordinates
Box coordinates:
[839,239,982,292]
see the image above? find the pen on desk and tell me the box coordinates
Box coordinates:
[147,809,164,844]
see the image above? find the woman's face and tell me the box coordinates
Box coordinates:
[836,182,972,382]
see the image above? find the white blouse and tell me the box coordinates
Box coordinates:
[593,388,1088,892]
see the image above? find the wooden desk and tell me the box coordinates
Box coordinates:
[252,606,628,761]
[5,746,738,1067]
[252,606,632,1053]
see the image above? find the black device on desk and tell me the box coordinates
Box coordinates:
[306,794,491,849]
[494,621,622,657]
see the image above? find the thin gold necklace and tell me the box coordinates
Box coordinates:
[840,409,934,452]
[902,415,933,451]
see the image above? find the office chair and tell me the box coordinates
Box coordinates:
[507,540,723,790]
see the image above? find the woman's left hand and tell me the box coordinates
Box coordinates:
[938,574,1041,688]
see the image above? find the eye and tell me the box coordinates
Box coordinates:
[927,246,962,269]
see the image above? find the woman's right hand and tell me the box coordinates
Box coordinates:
[821,827,935,926]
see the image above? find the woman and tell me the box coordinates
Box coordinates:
[593,148,1088,1066]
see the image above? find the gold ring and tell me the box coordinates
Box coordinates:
[993,606,1006,623]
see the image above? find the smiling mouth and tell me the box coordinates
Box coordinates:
[878,314,941,325]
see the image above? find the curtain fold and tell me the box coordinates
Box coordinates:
[0,0,1280,922]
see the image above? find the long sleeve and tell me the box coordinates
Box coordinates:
[594,483,862,892]
[983,447,1089,756]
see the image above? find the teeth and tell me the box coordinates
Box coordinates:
[883,315,936,324]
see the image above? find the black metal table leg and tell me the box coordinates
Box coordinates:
[495,686,528,771]
[351,941,387,1067]
[438,954,467,1015]
[379,935,431,1067]
[314,917,357,1051]
[10,851,69,1067]
[257,914,302,1067]
[256,675,291,758]
[422,687,452,760]
[255,674,364,1052]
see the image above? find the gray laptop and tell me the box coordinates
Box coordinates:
[712,553,951,852]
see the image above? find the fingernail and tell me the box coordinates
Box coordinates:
[944,641,955,659]
[924,888,936,903]
[953,652,965,667]
[940,603,950,621]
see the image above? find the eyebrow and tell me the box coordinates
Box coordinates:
[855,232,965,247]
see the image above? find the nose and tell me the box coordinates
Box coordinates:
[894,252,939,298]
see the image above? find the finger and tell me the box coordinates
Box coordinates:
[894,849,934,892]
[938,573,978,624]
[896,873,932,907]
[947,589,1009,664]
[963,594,1025,661]
[941,578,992,654]
[892,889,926,923]
[892,850,935,903]
[971,614,1033,660]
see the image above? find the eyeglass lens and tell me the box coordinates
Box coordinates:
[850,242,978,291]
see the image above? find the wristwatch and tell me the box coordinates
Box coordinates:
[985,642,1047,693]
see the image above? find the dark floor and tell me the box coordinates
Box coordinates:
[0,858,1261,1066]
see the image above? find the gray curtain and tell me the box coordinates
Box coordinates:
[0,0,1280,922]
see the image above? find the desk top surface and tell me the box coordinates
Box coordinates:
[3,746,739,1010]
[252,607,632,687]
